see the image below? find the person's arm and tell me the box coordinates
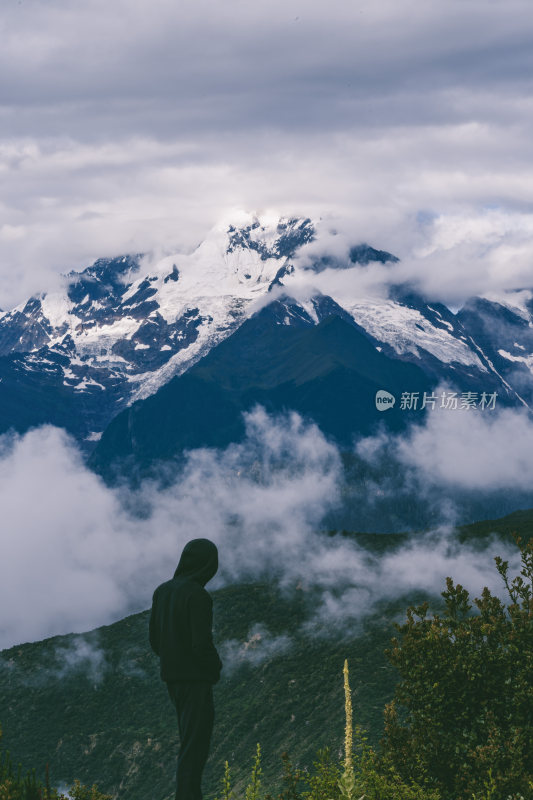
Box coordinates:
[189,590,223,680]
[149,591,160,656]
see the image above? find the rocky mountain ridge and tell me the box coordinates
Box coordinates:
[0,213,532,451]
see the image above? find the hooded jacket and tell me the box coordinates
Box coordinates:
[149,538,223,684]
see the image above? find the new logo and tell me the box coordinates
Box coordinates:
[375,390,396,411]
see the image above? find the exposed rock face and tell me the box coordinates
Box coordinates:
[0,213,531,453]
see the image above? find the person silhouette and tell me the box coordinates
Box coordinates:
[149,538,223,800]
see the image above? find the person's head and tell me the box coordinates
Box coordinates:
[174,538,219,586]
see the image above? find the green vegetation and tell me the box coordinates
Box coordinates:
[382,535,533,799]
[0,510,531,800]
[215,661,439,800]
[0,549,403,799]
[0,726,111,799]
[214,535,532,800]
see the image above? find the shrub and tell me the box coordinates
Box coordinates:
[218,659,439,800]
[0,725,111,800]
[381,535,533,800]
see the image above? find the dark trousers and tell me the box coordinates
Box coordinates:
[166,681,215,800]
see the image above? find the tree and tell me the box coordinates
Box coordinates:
[381,535,533,800]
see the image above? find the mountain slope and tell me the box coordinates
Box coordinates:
[0,512,527,800]
[457,289,533,406]
[88,301,440,478]
[89,281,529,483]
[0,582,400,800]
[0,219,315,447]
[1,215,531,455]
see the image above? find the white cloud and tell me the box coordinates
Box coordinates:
[301,529,520,638]
[51,637,108,686]
[395,209,533,305]
[0,426,140,646]
[0,404,528,651]
[356,398,533,492]
[0,410,342,648]
[219,623,293,674]
[1,2,533,306]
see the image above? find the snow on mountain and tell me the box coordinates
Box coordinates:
[481,289,533,322]
[0,216,316,443]
[330,297,485,370]
[457,288,533,406]
[0,212,531,449]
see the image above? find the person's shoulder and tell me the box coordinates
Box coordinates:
[170,575,205,596]
[152,578,173,599]
[186,581,212,603]
[188,579,210,595]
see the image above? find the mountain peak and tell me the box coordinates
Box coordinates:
[0,214,531,455]
[308,242,399,273]
[223,214,315,261]
[349,243,399,265]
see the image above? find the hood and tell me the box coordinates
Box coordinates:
[174,538,219,587]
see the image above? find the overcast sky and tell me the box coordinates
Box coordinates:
[1,0,533,307]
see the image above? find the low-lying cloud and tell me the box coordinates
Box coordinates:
[356,394,533,492]
[0,634,109,686]
[300,529,518,639]
[0,403,530,651]
[220,623,293,674]
[49,637,108,686]
[0,408,342,648]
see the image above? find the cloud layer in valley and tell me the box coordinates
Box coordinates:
[1,403,531,651]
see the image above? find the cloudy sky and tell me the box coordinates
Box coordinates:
[1,1,533,649]
[2,0,533,307]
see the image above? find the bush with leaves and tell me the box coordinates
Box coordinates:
[381,535,533,800]
[0,725,111,800]
[216,540,533,800]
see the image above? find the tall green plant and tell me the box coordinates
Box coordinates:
[337,660,362,800]
[339,661,437,800]
[245,744,262,800]
[382,535,533,800]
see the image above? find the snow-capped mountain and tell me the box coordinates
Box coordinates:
[0,217,313,389]
[457,289,533,407]
[0,212,531,451]
[0,217,314,444]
